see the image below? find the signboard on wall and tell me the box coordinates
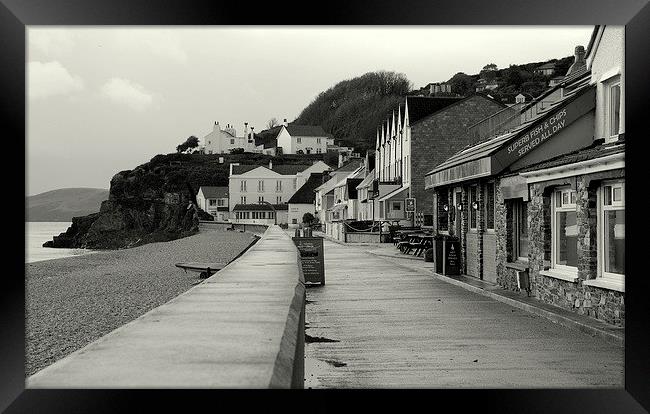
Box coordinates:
[292,237,325,285]
[492,87,596,170]
[405,198,416,213]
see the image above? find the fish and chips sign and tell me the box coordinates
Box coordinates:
[493,87,595,169]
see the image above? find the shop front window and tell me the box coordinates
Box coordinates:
[512,200,529,261]
[600,182,624,280]
[552,188,578,269]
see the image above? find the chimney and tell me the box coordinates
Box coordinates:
[214,121,219,131]
[268,160,273,170]
[566,45,586,75]
[283,118,288,127]
[244,122,248,135]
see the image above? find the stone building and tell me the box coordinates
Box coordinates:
[424,26,625,327]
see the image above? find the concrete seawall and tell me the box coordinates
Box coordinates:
[27,225,305,388]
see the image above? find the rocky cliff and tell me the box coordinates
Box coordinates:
[44,154,203,249]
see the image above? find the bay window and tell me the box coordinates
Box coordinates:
[552,187,578,270]
[599,181,625,283]
[604,76,621,141]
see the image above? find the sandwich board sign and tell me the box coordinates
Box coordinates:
[292,236,325,285]
[405,198,416,213]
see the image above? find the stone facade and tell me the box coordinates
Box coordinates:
[494,171,625,327]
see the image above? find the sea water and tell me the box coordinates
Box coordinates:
[26,222,94,263]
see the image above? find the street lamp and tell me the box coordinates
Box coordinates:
[258,200,277,225]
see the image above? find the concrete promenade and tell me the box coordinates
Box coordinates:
[28,226,305,388]
[305,238,624,388]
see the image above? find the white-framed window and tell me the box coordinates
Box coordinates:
[296,137,301,143]
[484,182,495,231]
[240,180,247,191]
[276,196,282,203]
[316,148,322,154]
[603,75,621,142]
[258,180,264,192]
[208,199,217,207]
[240,196,247,204]
[552,187,578,270]
[230,139,235,145]
[469,185,478,230]
[258,196,264,202]
[217,199,226,207]
[317,138,321,144]
[276,180,282,192]
[598,181,625,283]
[511,200,529,261]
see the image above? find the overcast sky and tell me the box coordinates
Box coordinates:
[27,26,593,195]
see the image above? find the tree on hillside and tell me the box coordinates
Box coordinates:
[448,72,475,96]
[294,71,411,153]
[176,136,199,153]
[267,117,279,129]
[229,148,245,154]
[480,63,498,81]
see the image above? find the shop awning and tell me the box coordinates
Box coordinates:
[378,185,410,202]
[424,84,596,189]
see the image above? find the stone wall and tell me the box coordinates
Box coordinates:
[496,171,625,327]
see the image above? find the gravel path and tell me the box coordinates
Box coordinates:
[26,228,262,377]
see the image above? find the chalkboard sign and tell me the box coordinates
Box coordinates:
[292,237,325,285]
[443,240,460,275]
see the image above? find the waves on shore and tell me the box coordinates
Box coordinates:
[26,222,95,263]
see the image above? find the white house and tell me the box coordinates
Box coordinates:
[286,172,324,228]
[314,157,365,231]
[203,121,259,154]
[275,122,333,155]
[228,160,332,224]
[195,186,229,221]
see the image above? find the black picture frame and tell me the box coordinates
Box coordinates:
[2,0,648,412]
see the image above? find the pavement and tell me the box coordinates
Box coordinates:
[305,236,624,388]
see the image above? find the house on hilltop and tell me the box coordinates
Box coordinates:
[202,121,259,154]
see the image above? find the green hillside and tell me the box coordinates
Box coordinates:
[27,188,109,222]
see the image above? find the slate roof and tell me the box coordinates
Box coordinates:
[286,124,328,137]
[536,62,556,70]
[516,140,624,173]
[230,164,313,175]
[198,186,228,199]
[330,157,364,173]
[232,203,289,211]
[406,96,465,125]
[287,173,324,204]
[254,125,282,148]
